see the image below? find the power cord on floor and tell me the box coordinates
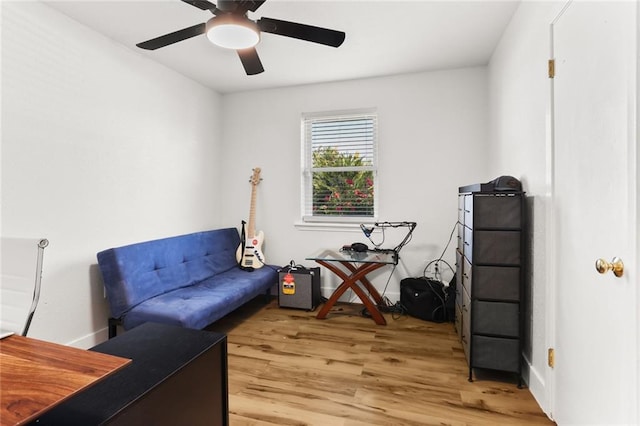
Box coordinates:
[361,297,407,320]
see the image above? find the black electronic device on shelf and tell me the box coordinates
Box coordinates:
[459,175,522,193]
[341,242,369,253]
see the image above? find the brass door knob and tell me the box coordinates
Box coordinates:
[595,257,624,277]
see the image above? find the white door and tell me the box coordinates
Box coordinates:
[552,1,637,424]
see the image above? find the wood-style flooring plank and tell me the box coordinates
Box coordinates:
[208,299,554,426]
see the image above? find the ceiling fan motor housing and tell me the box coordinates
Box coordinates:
[206,14,260,49]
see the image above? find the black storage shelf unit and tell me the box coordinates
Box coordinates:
[455,184,526,386]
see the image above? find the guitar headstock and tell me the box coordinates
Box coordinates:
[249,167,262,186]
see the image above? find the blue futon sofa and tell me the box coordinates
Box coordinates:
[97,228,278,338]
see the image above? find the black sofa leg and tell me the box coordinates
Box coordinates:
[264,287,271,304]
[108,318,121,339]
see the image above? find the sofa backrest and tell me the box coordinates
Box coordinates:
[97,228,240,319]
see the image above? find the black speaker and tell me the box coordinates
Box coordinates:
[278,266,321,311]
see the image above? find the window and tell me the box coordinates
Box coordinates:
[301,109,378,223]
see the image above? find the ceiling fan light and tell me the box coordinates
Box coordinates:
[206,16,260,50]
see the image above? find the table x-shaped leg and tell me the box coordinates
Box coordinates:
[315,259,387,325]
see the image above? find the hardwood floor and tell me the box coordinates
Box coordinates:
[208,298,554,426]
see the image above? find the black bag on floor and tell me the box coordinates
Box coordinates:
[400,277,447,322]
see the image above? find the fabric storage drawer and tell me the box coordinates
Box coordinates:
[463,226,473,262]
[472,301,519,337]
[471,335,520,373]
[455,303,463,340]
[463,194,473,218]
[462,290,471,362]
[462,255,472,294]
[456,278,464,311]
[473,231,521,265]
[463,194,474,228]
[455,250,463,297]
[462,328,470,362]
[472,266,520,301]
[472,194,522,229]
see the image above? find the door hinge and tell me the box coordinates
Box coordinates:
[548,59,555,78]
[548,348,555,368]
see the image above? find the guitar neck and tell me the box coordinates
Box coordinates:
[247,183,257,237]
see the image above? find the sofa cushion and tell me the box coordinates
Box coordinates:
[98,228,241,319]
[122,266,276,330]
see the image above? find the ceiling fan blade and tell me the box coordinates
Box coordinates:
[240,0,267,12]
[257,17,345,48]
[237,47,264,75]
[137,23,206,50]
[216,0,265,13]
[181,0,218,12]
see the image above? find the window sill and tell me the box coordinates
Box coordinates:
[294,221,366,232]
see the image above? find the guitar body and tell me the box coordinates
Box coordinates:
[237,167,265,269]
[236,230,265,269]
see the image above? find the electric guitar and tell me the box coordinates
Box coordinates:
[236,168,265,269]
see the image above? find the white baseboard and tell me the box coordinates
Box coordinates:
[66,327,109,349]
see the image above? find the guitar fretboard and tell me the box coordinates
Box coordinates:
[247,182,257,237]
[246,167,261,237]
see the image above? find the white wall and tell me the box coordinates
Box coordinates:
[488,0,566,415]
[2,6,553,406]
[1,2,223,347]
[1,2,490,349]
[0,1,565,418]
[219,68,489,301]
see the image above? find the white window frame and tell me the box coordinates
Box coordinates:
[300,108,378,224]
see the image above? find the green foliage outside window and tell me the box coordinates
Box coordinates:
[312,147,374,216]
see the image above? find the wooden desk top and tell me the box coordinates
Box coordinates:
[0,334,131,426]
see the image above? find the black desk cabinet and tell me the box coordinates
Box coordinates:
[455,186,525,385]
[31,322,228,426]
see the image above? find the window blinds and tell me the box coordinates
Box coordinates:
[302,110,377,220]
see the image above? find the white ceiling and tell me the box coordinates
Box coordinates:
[44,0,520,94]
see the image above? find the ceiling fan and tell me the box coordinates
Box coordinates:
[136,0,346,75]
